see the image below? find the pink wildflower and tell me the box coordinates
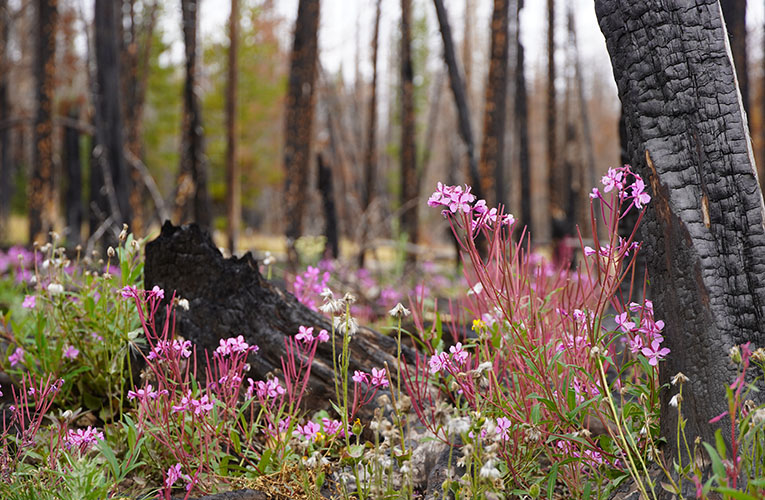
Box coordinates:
[295,420,321,441]
[317,329,329,342]
[642,339,671,366]
[63,345,79,360]
[127,384,163,401]
[352,370,368,384]
[370,367,389,388]
[256,378,285,400]
[65,426,105,452]
[322,418,345,437]
[190,394,214,415]
[449,342,469,365]
[496,417,512,441]
[148,285,164,300]
[295,325,314,343]
[601,167,624,193]
[216,335,251,356]
[615,312,636,333]
[429,352,449,374]
[22,295,36,308]
[120,285,138,299]
[631,177,651,209]
[165,463,192,490]
[8,347,24,367]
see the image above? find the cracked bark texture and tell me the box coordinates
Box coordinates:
[595,0,765,461]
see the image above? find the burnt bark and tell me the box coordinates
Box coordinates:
[479,0,509,208]
[144,222,413,417]
[400,0,419,264]
[516,0,531,236]
[432,0,482,200]
[94,0,132,240]
[284,0,320,268]
[720,0,748,114]
[596,0,765,462]
[0,0,9,240]
[359,0,382,268]
[63,108,82,246]
[546,0,559,246]
[30,0,57,243]
[226,0,240,253]
[317,153,339,259]
[175,0,211,229]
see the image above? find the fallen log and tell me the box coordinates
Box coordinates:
[143,222,415,415]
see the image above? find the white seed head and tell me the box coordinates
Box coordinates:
[388,302,411,319]
[107,246,116,258]
[47,283,64,295]
[671,372,689,386]
[669,393,683,408]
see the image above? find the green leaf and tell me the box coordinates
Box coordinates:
[713,488,759,500]
[714,428,727,459]
[258,448,272,473]
[97,440,120,479]
[547,463,559,500]
[702,442,726,480]
[230,429,242,455]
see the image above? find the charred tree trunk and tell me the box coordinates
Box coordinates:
[284,0,320,269]
[547,0,561,247]
[432,0,483,200]
[359,0,381,268]
[596,0,765,465]
[400,0,419,264]
[121,0,158,236]
[30,0,58,244]
[479,0,510,208]
[226,0,240,253]
[63,108,82,246]
[0,0,9,240]
[317,153,339,259]
[176,0,211,229]
[144,222,414,417]
[516,0,531,235]
[93,0,131,240]
[720,0,749,115]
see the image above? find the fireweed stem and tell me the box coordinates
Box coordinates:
[596,356,656,500]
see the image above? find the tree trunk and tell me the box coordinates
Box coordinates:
[63,107,82,246]
[720,0,749,115]
[30,0,58,244]
[400,0,419,265]
[93,0,131,241]
[144,222,414,418]
[479,0,510,208]
[0,0,9,240]
[226,0,240,253]
[284,0,320,269]
[359,0,381,268]
[317,153,339,259]
[547,0,561,247]
[516,0,531,236]
[432,0,483,200]
[121,0,158,236]
[596,0,765,463]
[176,0,211,229]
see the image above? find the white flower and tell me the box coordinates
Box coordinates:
[669,393,683,408]
[388,302,411,319]
[479,458,501,479]
[178,298,190,311]
[334,315,358,337]
[467,282,483,296]
[671,372,689,386]
[48,283,64,295]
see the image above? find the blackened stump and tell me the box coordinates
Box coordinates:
[144,222,412,415]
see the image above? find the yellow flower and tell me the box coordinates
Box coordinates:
[472,319,487,331]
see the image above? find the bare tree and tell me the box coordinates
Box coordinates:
[175,0,211,228]
[547,0,561,246]
[400,0,419,264]
[359,0,382,267]
[596,0,765,468]
[226,0,240,253]
[121,0,158,235]
[0,0,9,240]
[283,0,320,268]
[432,0,482,199]
[30,0,58,243]
[479,0,510,208]
[515,0,531,234]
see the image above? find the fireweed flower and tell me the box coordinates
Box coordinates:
[165,463,192,490]
[317,329,329,342]
[495,417,512,441]
[295,325,315,343]
[65,426,105,452]
[322,418,345,437]
[148,339,192,360]
[22,295,36,308]
[256,378,285,400]
[370,367,389,388]
[8,347,24,367]
[429,352,449,374]
[615,312,636,332]
[601,167,624,193]
[631,177,652,208]
[148,285,165,300]
[127,384,163,401]
[449,342,469,366]
[63,346,79,360]
[215,335,253,356]
[641,339,671,366]
[352,370,368,384]
[295,420,321,441]
[120,285,139,299]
